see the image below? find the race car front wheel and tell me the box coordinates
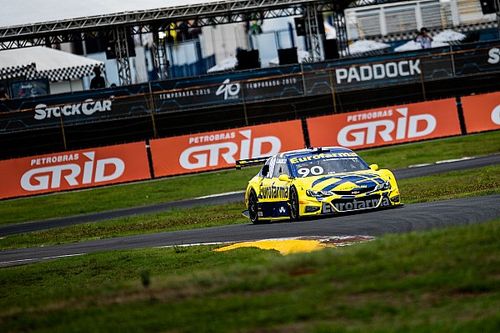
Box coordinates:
[289,186,300,221]
[248,190,260,224]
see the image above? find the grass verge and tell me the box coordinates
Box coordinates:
[0,219,499,332]
[0,131,499,225]
[1,164,499,251]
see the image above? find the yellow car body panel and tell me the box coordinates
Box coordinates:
[241,147,402,223]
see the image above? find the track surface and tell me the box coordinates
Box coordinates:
[1,153,499,236]
[1,194,499,267]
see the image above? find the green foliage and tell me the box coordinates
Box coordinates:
[0,220,499,332]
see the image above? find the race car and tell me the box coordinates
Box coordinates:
[236,147,401,224]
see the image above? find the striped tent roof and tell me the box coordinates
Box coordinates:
[0,46,104,82]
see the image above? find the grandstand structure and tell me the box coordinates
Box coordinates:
[0,0,403,85]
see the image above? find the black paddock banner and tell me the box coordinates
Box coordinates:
[453,42,500,76]
[0,85,152,133]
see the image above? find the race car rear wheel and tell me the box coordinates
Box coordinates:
[248,190,260,224]
[289,186,300,221]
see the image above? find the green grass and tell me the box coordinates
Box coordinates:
[0,131,499,225]
[1,164,498,251]
[0,219,499,332]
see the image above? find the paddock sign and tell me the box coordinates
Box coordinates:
[307,99,461,149]
[461,92,500,133]
[150,120,305,176]
[0,142,150,199]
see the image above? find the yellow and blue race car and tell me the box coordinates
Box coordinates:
[237,147,401,224]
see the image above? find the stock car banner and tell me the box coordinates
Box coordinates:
[150,120,305,177]
[0,142,150,199]
[307,99,461,149]
[461,91,500,133]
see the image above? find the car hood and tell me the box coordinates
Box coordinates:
[298,170,387,193]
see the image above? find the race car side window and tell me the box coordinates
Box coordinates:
[263,157,277,178]
[273,160,290,178]
[260,157,275,178]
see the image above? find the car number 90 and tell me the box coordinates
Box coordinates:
[297,166,324,177]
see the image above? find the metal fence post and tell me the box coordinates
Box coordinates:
[148,81,158,138]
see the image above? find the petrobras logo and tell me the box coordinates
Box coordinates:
[335,60,421,84]
[20,152,125,191]
[179,129,281,170]
[492,104,500,125]
[337,107,436,147]
[216,79,240,100]
[487,47,499,65]
[34,97,114,120]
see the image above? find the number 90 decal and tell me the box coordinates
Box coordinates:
[297,166,324,177]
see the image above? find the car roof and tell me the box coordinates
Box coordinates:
[278,147,355,159]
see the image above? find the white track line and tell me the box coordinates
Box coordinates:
[195,191,244,200]
[409,156,474,168]
[0,253,85,266]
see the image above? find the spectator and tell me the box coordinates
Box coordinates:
[0,86,9,100]
[415,27,433,49]
[90,66,106,89]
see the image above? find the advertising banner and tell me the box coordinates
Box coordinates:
[461,91,500,133]
[0,85,152,133]
[453,42,500,76]
[307,98,461,149]
[150,120,305,177]
[0,142,150,199]
[151,66,301,112]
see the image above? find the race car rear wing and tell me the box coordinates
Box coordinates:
[235,157,269,169]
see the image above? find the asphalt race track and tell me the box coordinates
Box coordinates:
[1,194,499,267]
[1,153,499,236]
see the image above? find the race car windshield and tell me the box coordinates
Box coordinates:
[292,157,369,178]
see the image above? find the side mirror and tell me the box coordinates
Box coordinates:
[369,164,379,171]
[278,174,290,182]
[261,164,269,177]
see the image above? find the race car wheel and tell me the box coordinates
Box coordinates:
[289,186,300,221]
[248,190,260,224]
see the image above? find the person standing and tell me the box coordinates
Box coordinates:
[90,66,106,89]
[415,27,433,49]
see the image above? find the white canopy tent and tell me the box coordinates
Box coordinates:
[0,46,104,93]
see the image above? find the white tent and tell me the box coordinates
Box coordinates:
[207,57,238,73]
[349,40,390,54]
[0,46,104,81]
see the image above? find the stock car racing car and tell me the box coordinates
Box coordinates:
[236,147,401,224]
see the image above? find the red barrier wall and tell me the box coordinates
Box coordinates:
[150,120,305,177]
[0,142,150,199]
[462,91,500,133]
[307,99,461,149]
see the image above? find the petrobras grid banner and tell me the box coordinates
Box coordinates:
[461,91,500,133]
[0,142,151,199]
[150,120,305,177]
[307,99,461,149]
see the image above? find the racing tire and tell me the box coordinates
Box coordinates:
[289,186,300,221]
[248,190,261,224]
